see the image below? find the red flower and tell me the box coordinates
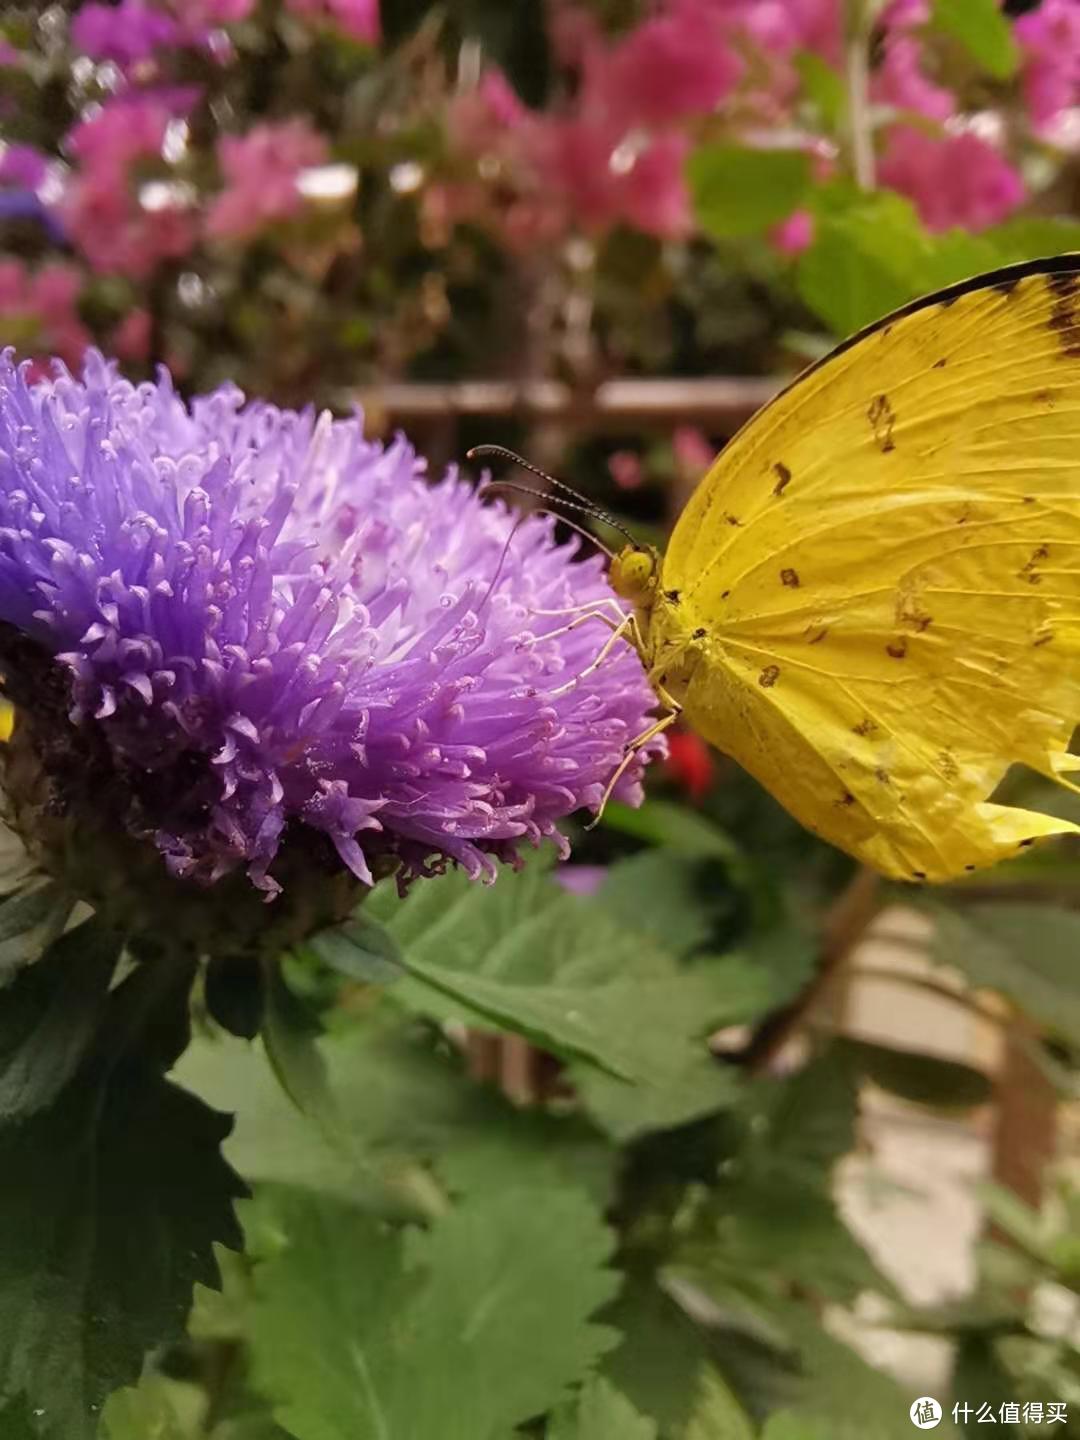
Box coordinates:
[664,729,714,801]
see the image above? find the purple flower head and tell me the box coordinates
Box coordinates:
[0,353,660,899]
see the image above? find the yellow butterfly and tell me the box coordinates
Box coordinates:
[477,256,1080,884]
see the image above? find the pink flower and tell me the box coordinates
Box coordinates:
[771,207,814,255]
[618,131,692,237]
[0,143,48,188]
[71,1,180,66]
[163,0,255,22]
[284,0,380,42]
[601,7,743,128]
[872,34,954,120]
[62,93,198,277]
[0,259,91,370]
[608,451,644,490]
[448,70,527,152]
[207,118,329,240]
[672,425,714,475]
[1016,0,1080,131]
[879,125,1025,231]
[111,307,153,361]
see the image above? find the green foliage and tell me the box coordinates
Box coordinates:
[0,1072,241,1438]
[689,147,813,240]
[365,862,762,1134]
[930,902,1080,1046]
[548,1377,658,1440]
[931,0,1019,79]
[246,1184,618,1440]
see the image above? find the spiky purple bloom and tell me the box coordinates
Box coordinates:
[0,352,659,897]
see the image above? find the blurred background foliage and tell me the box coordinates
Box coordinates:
[4,0,1080,1437]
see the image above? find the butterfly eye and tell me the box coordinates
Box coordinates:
[611,547,657,600]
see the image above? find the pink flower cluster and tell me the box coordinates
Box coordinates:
[0,260,91,373]
[61,93,198,278]
[443,0,1035,248]
[1016,0,1080,132]
[207,118,330,240]
[284,0,380,43]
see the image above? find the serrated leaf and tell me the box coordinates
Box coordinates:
[930,902,1080,1045]
[247,1185,620,1440]
[932,0,1018,79]
[0,916,121,1123]
[595,852,734,958]
[370,866,750,1104]
[98,1374,202,1439]
[684,1368,754,1440]
[690,146,812,238]
[176,1012,616,1213]
[0,1075,243,1438]
[548,1376,657,1440]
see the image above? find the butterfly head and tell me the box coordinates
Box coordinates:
[610,545,661,608]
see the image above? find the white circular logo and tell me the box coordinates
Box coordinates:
[910,1398,942,1429]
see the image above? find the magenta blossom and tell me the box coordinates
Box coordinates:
[1016,0,1080,131]
[71,1,181,66]
[284,0,380,43]
[207,119,329,241]
[878,125,1025,232]
[0,353,659,897]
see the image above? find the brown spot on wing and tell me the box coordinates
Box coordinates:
[1021,544,1049,584]
[1045,274,1080,358]
[758,664,780,688]
[772,462,792,496]
[853,718,878,737]
[885,638,907,659]
[805,626,828,645]
[867,393,896,453]
[1034,630,1054,647]
[836,791,856,807]
[780,567,800,588]
[994,277,1021,297]
[874,767,890,785]
[663,588,681,603]
[723,512,742,527]
[932,358,947,369]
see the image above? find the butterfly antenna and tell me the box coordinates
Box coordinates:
[476,477,619,559]
[468,444,640,548]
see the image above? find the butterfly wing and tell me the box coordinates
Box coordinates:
[661,258,1080,880]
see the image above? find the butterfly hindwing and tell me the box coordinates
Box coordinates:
[660,259,1080,879]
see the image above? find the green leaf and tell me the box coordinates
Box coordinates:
[797,189,999,334]
[794,50,846,132]
[930,902,1080,1045]
[838,1036,991,1110]
[370,866,748,1105]
[205,953,264,1040]
[548,1377,657,1440]
[0,916,121,1123]
[260,960,333,1119]
[0,1075,243,1438]
[690,146,812,239]
[99,1374,202,1439]
[305,911,406,984]
[0,882,70,986]
[595,852,732,958]
[931,0,1019,79]
[984,217,1080,264]
[247,1184,619,1440]
[684,1368,755,1440]
[602,1277,715,1436]
[177,1011,616,1214]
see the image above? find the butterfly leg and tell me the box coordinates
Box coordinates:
[547,613,644,698]
[533,607,628,648]
[584,705,680,830]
